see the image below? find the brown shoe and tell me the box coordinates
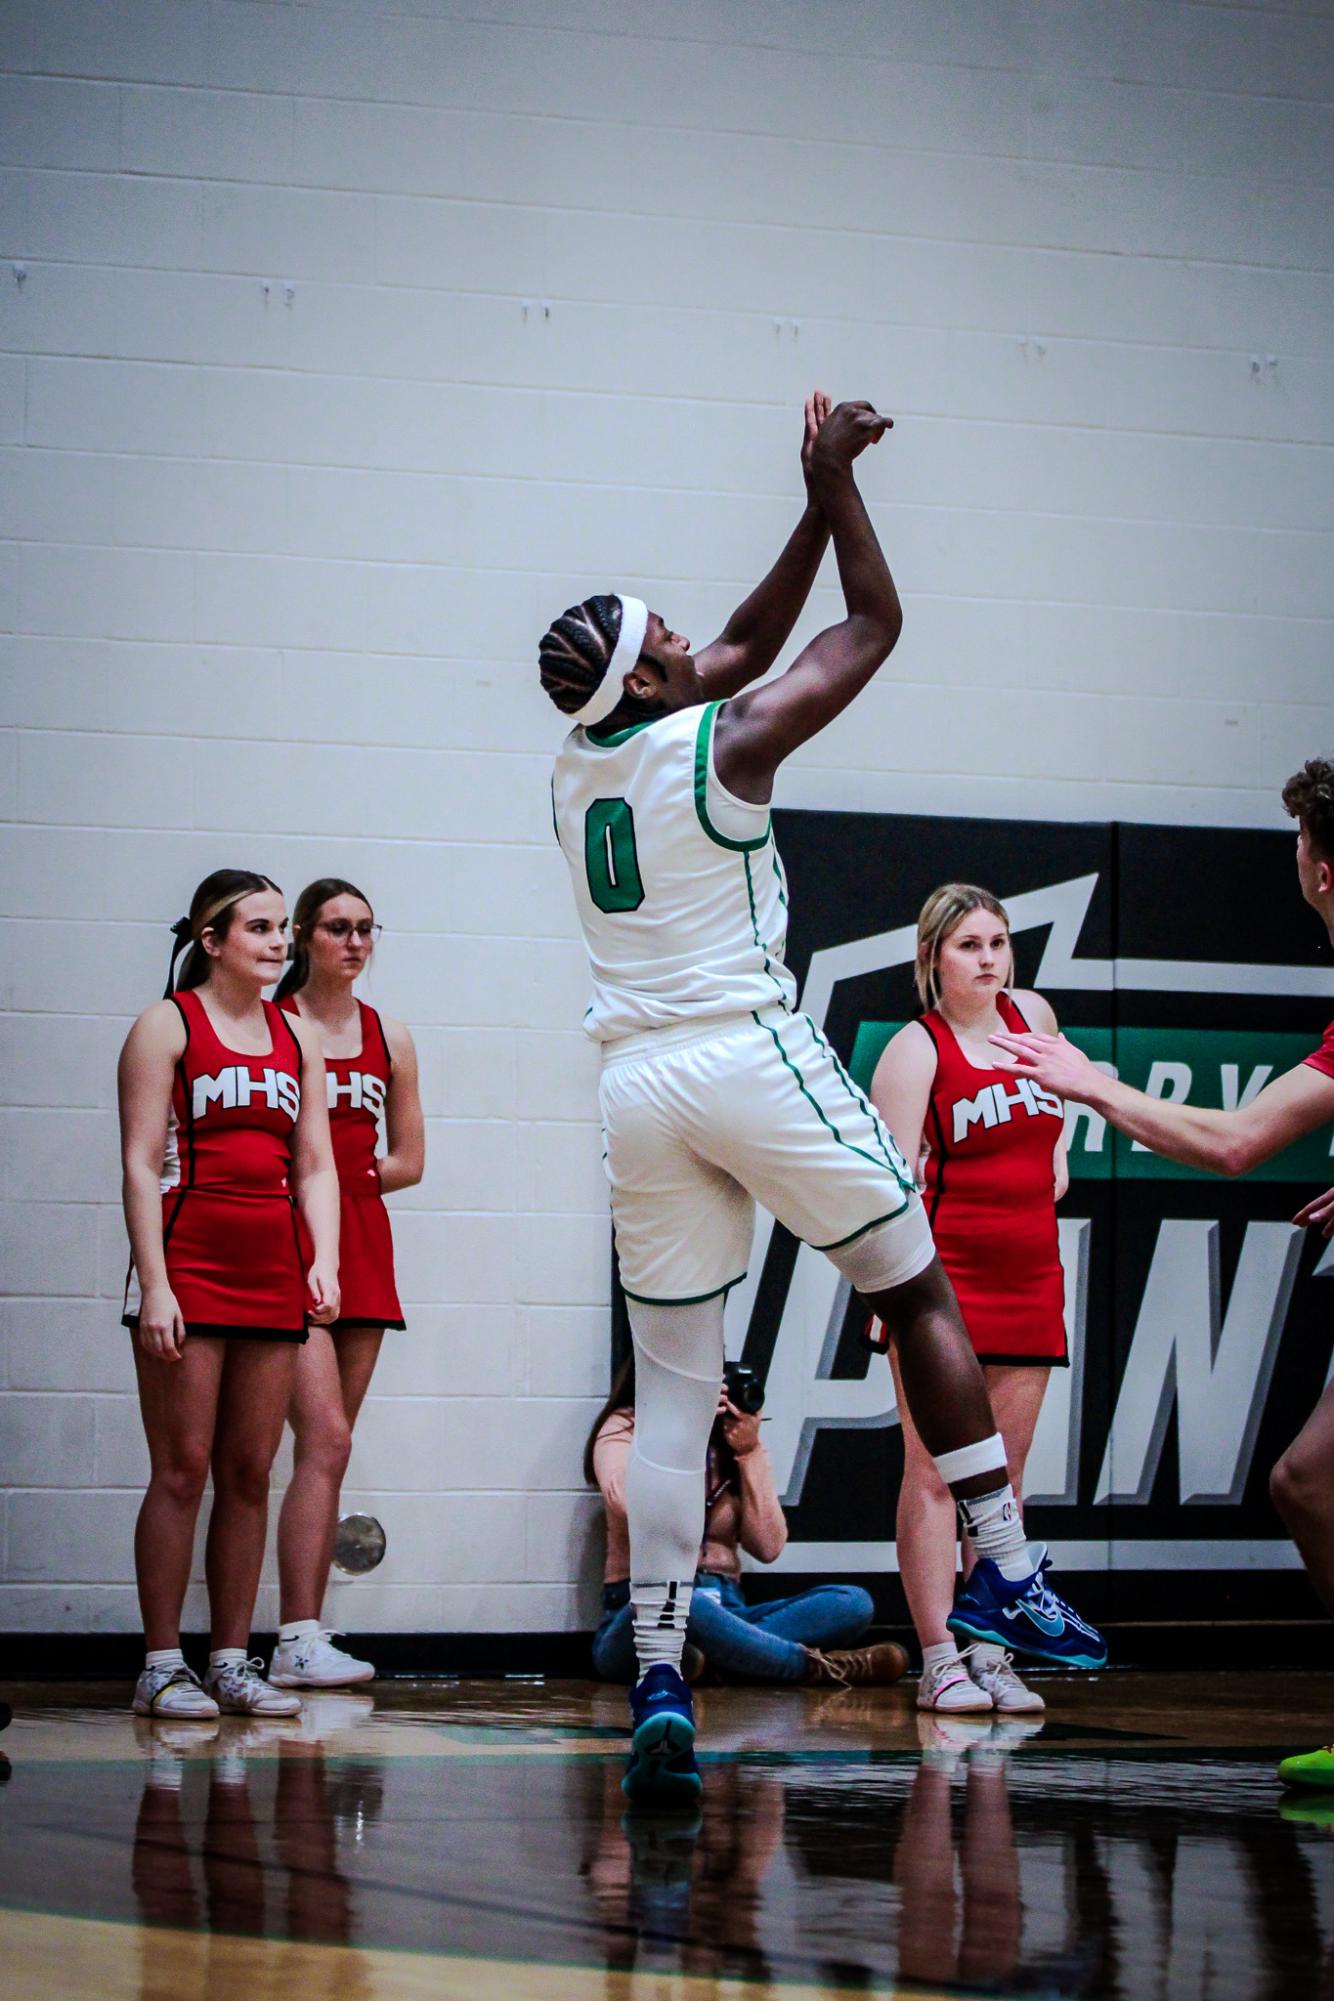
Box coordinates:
[803,1641,909,1687]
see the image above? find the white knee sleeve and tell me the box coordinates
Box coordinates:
[627,1296,724,1584]
[826,1204,936,1296]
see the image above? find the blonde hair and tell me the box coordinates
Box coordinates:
[915,883,1013,1011]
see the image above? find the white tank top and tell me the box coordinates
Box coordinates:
[552,700,798,1043]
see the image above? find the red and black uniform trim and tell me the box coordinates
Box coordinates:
[916,991,1068,1366]
[123,989,308,1342]
[281,996,406,1332]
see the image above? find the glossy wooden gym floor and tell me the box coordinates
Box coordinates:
[3,1672,1334,2000]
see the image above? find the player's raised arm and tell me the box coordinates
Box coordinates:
[712,400,900,800]
[694,391,833,700]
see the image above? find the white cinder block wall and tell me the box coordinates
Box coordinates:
[1,0,1332,1638]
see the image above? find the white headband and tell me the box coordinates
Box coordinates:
[572,595,649,728]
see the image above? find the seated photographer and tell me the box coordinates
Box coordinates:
[586,1358,908,1687]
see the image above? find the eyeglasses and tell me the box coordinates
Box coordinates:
[315,920,382,942]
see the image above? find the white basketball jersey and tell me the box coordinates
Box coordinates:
[552,700,798,1042]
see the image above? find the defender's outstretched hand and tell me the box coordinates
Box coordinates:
[1294,1185,1334,1238]
[808,399,892,482]
[990,1028,1102,1102]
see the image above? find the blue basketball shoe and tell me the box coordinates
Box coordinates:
[948,1549,1106,1668]
[623,1664,702,1807]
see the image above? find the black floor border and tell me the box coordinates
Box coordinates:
[3,1621,1331,1682]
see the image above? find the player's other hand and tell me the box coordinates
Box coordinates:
[307,1262,341,1325]
[138,1283,186,1361]
[801,388,833,491]
[808,400,892,482]
[990,1028,1100,1101]
[1294,1185,1334,1238]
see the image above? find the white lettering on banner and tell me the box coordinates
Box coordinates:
[328,1072,387,1116]
[192,1067,300,1122]
[1094,1219,1302,1505]
[1220,1062,1273,1111]
[1131,1060,1193,1150]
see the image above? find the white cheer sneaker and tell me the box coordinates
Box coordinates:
[269,1629,375,1689]
[916,1654,994,1713]
[204,1656,302,1716]
[966,1648,1045,1714]
[132,1663,220,1720]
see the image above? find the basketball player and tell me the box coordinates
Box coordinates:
[119,870,340,1719]
[990,757,1334,1787]
[272,878,424,1689]
[541,394,1105,1806]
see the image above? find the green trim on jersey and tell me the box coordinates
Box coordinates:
[753,1010,910,1183]
[584,716,660,748]
[622,1272,747,1307]
[744,851,794,1010]
[693,702,770,852]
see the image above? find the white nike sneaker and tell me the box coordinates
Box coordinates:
[132,1662,220,1719]
[916,1654,994,1713]
[269,1629,375,1688]
[204,1656,301,1716]
[967,1648,1045,1714]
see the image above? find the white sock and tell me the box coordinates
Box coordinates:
[279,1618,320,1643]
[969,1641,1007,1669]
[632,1580,695,1676]
[955,1483,1033,1580]
[145,1646,185,1672]
[209,1647,247,1669]
[920,1640,961,1676]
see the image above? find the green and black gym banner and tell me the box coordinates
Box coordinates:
[715,813,1334,1626]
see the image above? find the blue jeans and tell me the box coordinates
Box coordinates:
[591,1572,875,1684]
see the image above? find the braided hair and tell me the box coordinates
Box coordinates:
[538,593,657,725]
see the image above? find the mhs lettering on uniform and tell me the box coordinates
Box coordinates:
[952,1077,1062,1143]
[192,1067,301,1121]
[328,1072,387,1116]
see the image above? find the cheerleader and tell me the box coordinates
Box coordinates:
[269,878,424,1688]
[119,870,340,1719]
[871,885,1068,1716]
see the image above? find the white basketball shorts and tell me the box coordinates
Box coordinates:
[598,1005,933,1304]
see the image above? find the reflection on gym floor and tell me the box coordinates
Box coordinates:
[4,1675,1334,1999]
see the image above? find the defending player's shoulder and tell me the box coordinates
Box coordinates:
[1010,989,1058,1035]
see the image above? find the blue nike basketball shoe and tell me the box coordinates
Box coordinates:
[623,1664,702,1807]
[948,1549,1106,1668]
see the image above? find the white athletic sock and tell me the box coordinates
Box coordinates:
[279,1618,320,1643]
[624,1295,724,1682]
[955,1484,1034,1580]
[969,1641,1007,1669]
[921,1640,962,1675]
[209,1646,247,1669]
[145,1646,185,1672]
[632,1580,696,1676]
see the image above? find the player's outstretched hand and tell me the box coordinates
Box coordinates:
[808,400,892,481]
[801,388,832,491]
[1294,1185,1334,1238]
[990,1028,1101,1102]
